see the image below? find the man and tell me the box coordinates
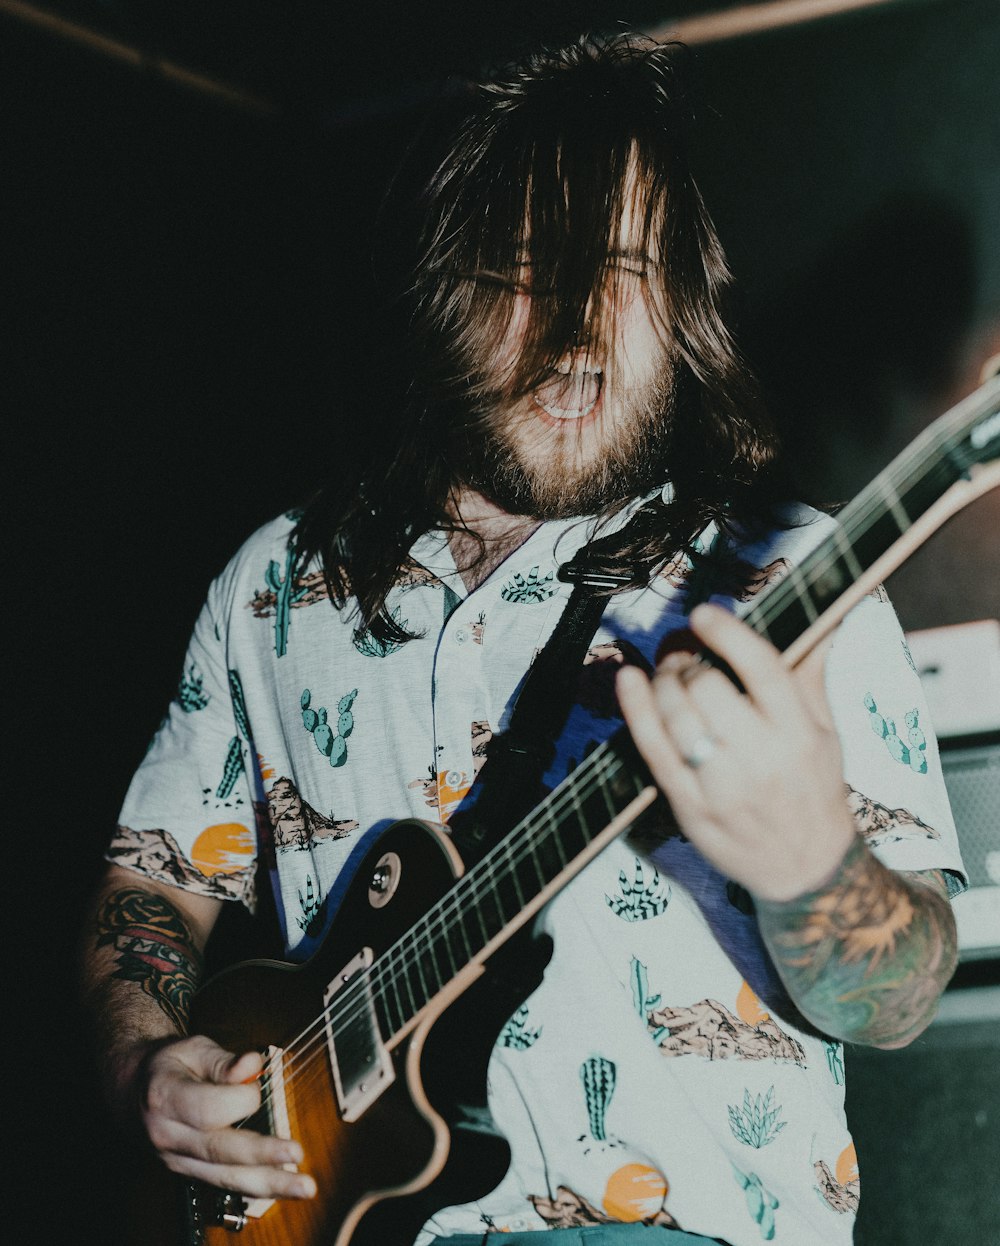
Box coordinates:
[81,35,964,1246]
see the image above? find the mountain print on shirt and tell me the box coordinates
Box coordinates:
[108,824,255,902]
[815,1144,861,1215]
[646,998,807,1066]
[846,785,940,847]
[266,776,359,849]
[524,1162,684,1232]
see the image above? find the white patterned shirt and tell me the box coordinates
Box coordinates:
[111,501,965,1245]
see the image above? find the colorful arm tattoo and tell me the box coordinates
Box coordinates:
[94,886,204,1032]
[754,836,958,1047]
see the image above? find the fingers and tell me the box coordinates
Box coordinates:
[792,632,837,730]
[688,604,835,731]
[217,1048,265,1085]
[615,664,701,815]
[142,1036,316,1200]
[146,1038,261,1131]
[157,1121,316,1200]
[686,604,792,720]
[167,1153,316,1200]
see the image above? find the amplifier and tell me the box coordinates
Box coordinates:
[906,620,1000,960]
[939,736,1000,959]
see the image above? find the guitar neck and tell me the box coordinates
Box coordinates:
[367,375,1000,1047]
[745,376,1000,655]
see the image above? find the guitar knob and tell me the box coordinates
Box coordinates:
[214,1191,248,1232]
[368,851,401,907]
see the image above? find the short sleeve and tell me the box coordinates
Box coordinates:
[825,588,968,895]
[108,575,258,909]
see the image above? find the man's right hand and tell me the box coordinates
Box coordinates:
[139,1034,317,1200]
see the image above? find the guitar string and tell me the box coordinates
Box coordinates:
[739,408,968,635]
[743,393,996,636]
[247,743,627,1117]
[251,742,626,1104]
[247,392,997,1118]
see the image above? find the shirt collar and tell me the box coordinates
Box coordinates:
[405,484,669,591]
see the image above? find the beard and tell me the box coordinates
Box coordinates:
[459,360,675,520]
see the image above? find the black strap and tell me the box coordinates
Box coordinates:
[448,536,636,864]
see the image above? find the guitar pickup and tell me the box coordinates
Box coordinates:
[324,947,395,1122]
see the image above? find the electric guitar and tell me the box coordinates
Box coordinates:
[137,373,1000,1246]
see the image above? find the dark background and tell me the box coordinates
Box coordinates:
[5,2,998,1243]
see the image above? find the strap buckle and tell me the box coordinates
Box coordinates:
[557,561,635,588]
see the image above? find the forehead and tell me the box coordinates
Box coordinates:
[616,175,656,255]
[620,145,665,234]
[519,157,659,259]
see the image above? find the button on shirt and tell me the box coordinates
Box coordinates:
[111,504,965,1246]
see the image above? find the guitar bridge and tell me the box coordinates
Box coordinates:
[324,947,394,1121]
[182,1181,250,1239]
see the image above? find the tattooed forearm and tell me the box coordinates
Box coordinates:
[754,836,958,1048]
[94,887,204,1031]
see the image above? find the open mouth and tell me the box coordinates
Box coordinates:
[533,368,603,422]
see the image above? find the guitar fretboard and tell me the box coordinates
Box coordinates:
[369,732,648,1040]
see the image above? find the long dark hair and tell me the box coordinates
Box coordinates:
[295,33,785,644]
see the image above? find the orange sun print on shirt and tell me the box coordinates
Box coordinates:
[603,1164,668,1221]
[836,1143,858,1187]
[736,980,770,1026]
[191,823,255,877]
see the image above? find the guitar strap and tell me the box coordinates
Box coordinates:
[448,527,639,866]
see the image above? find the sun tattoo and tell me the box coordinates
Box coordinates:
[95,888,203,1030]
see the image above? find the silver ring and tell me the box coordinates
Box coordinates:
[683,733,717,769]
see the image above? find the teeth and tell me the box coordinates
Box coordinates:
[536,365,602,419]
[539,398,599,419]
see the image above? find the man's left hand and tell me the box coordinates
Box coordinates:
[616,602,856,902]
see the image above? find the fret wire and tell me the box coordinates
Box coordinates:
[749,409,973,639]
[881,476,912,534]
[526,836,547,890]
[361,745,636,1043]
[382,979,404,1035]
[360,746,625,1040]
[414,938,445,1018]
[436,915,460,980]
[832,523,864,580]
[546,799,569,870]
[477,875,506,943]
[598,761,617,821]
[372,985,393,1047]
[786,564,819,622]
[400,956,419,1018]
[455,901,475,962]
[413,945,429,1003]
[504,832,527,909]
[473,888,492,945]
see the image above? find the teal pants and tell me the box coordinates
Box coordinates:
[433,1227,728,1245]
